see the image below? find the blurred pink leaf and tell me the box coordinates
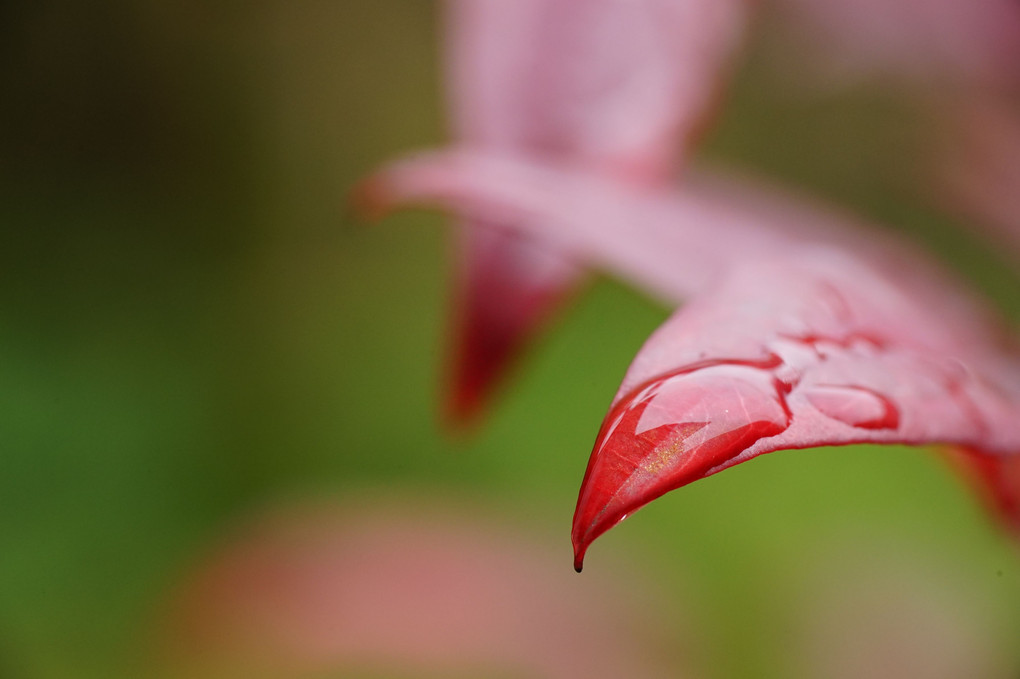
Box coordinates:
[767,0,1020,89]
[438,0,747,424]
[163,498,684,678]
[446,0,747,173]
[361,149,983,310]
[936,97,1020,258]
[359,148,1020,568]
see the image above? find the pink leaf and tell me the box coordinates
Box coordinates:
[768,0,1020,89]
[361,149,987,316]
[573,255,1020,568]
[446,0,748,175]
[438,0,748,424]
[357,148,1020,568]
[936,97,1020,260]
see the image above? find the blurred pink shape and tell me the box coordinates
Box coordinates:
[362,149,1020,567]
[447,0,747,175]
[363,149,990,318]
[163,497,685,678]
[768,0,1020,88]
[439,0,748,424]
[937,98,1020,258]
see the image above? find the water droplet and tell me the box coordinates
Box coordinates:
[803,384,899,430]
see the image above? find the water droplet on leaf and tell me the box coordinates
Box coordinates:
[803,384,899,430]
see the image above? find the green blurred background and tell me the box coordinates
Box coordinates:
[1,2,1019,678]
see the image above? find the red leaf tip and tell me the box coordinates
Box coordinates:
[572,361,792,566]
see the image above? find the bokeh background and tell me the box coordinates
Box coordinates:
[2,2,1019,678]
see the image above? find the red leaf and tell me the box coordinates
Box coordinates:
[445,225,582,423]
[358,149,1020,568]
[573,255,1020,568]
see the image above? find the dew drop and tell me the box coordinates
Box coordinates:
[803,384,899,430]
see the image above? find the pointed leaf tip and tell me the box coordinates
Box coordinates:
[573,255,1020,558]
[444,231,581,428]
[572,362,792,563]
